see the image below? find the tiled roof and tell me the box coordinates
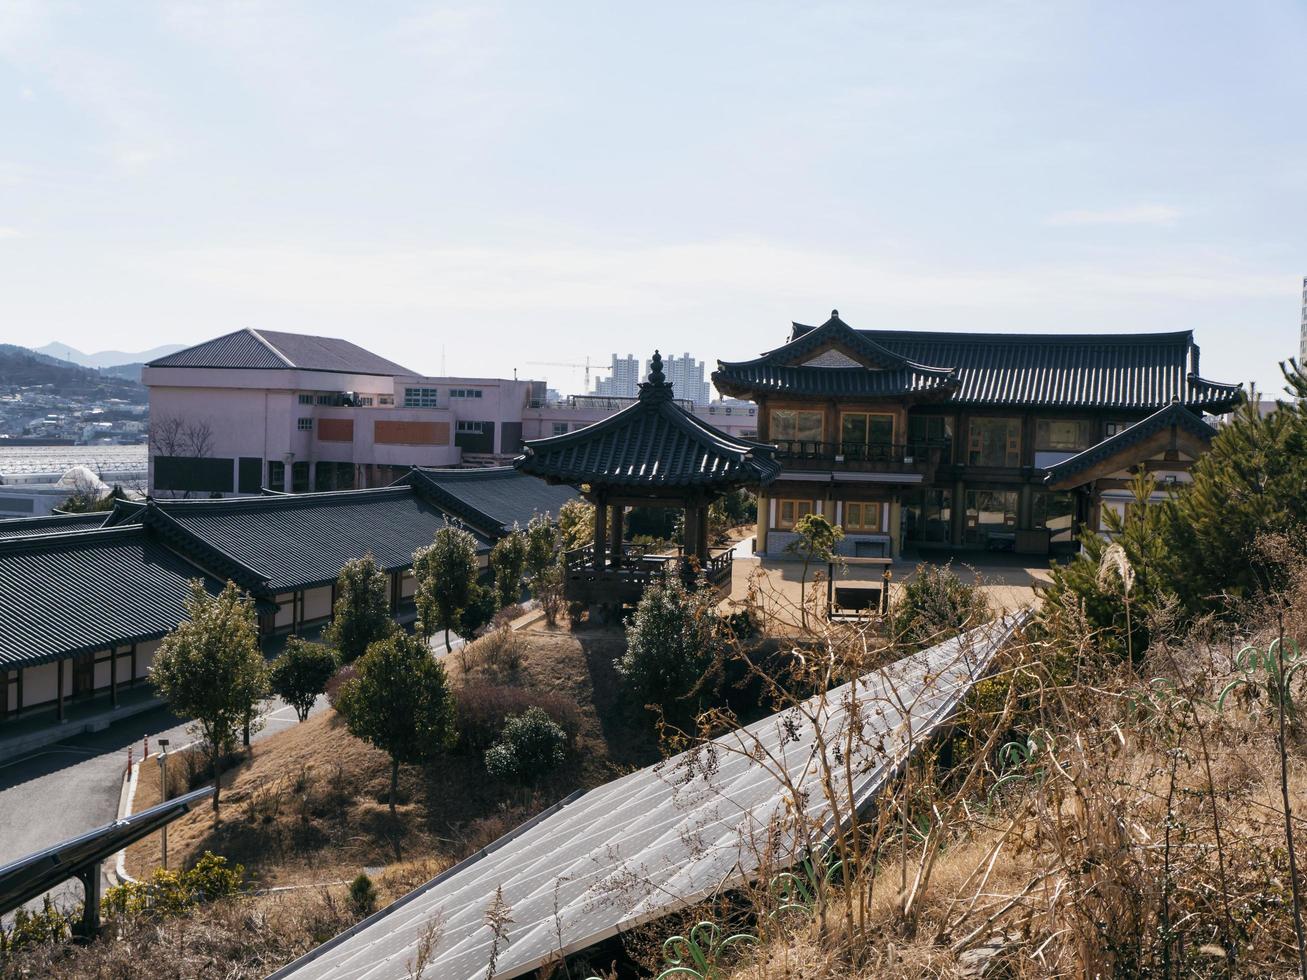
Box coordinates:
[1043,401,1218,487]
[403,467,580,537]
[714,312,1241,411]
[139,486,490,594]
[0,526,224,669]
[517,353,781,490]
[148,329,418,377]
[0,512,109,539]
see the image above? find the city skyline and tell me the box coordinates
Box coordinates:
[1,2,1305,397]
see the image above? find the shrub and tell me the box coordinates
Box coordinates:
[269,637,339,721]
[454,682,582,752]
[888,562,991,650]
[465,626,523,676]
[616,569,721,721]
[489,528,529,609]
[0,897,71,954]
[101,851,244,923]
[484,707,568,784]
[347,873,377,917]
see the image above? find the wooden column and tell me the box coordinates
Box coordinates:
[696,503,710,561]
[682,502,697,563]
[592,492,607,571]
[57,658,65,722]
[110,647,118,707]
[608,504,623,568]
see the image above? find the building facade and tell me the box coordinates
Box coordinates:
[713,311,1242,560]
[660,352,712,406]
[592,354,642,399]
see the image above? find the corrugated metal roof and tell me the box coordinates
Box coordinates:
[517,358,780,489]
[0,513,109,539]
[0,526,224,669]
[714,313,1241,411]
[271,616,1027,980]
[1044,401,1218,487]
[405,467,580,537]
[143,487,491,593]
[148,329,418,377]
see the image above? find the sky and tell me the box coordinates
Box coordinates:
[0,1,1304,397]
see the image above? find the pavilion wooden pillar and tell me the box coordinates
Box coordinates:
[592,491,608,571]
[608,503,624,568]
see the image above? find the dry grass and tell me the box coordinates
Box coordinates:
[125,627,655,889]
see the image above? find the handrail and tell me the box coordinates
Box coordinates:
[771,439,952,465]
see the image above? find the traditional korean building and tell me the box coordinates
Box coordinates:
[0,467,577,743]
[516,352,780,611]
[713,311,1241,558]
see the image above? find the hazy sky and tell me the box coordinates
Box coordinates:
[1,1,1304,396]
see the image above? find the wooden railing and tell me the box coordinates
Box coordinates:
[562,545,733,593]
[771,440,951,469]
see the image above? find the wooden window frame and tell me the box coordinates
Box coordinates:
[839,412,895,448]
[966,417,1022,468]
[842,501,883,533]
[770,410,824,444]
[775,498,815,530]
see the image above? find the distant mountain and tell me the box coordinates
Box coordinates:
[33,342,184,370]
[0,345,147,400]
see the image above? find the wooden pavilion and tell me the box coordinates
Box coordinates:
[515,351,781,611]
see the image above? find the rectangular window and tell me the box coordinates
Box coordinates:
[404,387,439,408]
[775,499,815,530]
[1104,420,1131,437]
[1035,419,1093,452]
[842,501,883,532]
[291,461,310,493]
[449,388,483,399]
[907,415,953,463]
[297,417,313,431]
[378,394,395,406]
[770,409,824,446]
[355,396,374,407]
[840,412,894,459]
[967,417,1022,467]
[267,460,285,491]
[456,420,485,433]
[298,393,314,405]
[964,490,1019,547]
[552,422,569,435]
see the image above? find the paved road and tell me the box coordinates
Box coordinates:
[0,696,318,914]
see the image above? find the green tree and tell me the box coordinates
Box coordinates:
[484,706,568,785]
[1163,368,1307,615]
[489,526,529,609]
[616,569,720,723]
[269,637,338,721]
[1039,472,1175,661]
[413,523,484,650]
[322,555,395,664]
[525,513,564,626]
[336,632,456,843]
[151,581,268,818]
[784,512,844,627]
[557,498,594,552]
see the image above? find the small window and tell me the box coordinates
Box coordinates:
[355,395,374,407]
[843,501,882,532]
[1035,419,1093,452]
[776,499,815,530]
[404,387,439,408]
[456,420,485,433]
[298,393,314,405]
[771,410,824,446]
[378,394,395,406]
[297,417,313,431]
[552,422,569,435]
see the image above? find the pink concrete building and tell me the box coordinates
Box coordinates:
[143,329,756,495]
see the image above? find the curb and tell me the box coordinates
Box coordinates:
[108,756,144,887]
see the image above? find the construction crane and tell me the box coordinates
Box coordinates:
[526,357,606,392]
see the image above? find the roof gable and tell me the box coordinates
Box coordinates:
[1044,401,1218,489]
[149,329,418,377]
[403,467,579,537]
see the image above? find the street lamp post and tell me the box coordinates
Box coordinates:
[157,738,170,870]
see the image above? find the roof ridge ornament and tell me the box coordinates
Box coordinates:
[638,349,675,402]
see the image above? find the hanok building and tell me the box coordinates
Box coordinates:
[0,467,575,740]
[516,352,780,610]
[713,312,1241,558]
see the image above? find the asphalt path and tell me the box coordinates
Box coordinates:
[0,695,319,915]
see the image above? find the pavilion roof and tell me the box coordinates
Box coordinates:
[516,352,781,490]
